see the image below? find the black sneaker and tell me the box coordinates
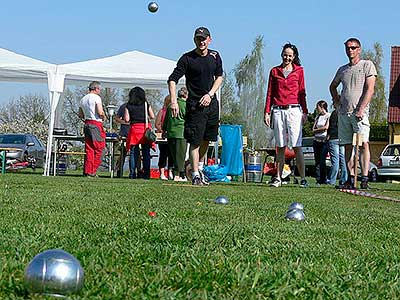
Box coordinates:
[339,180,355,190]
[360,181,370,190]
[199,170,210,185]
[299,179,309,188]
[269,177,281,187]
[192,175,203,186]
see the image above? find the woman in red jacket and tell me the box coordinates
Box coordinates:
[264,43,309,188]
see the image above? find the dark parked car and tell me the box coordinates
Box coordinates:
[0,133,45,168]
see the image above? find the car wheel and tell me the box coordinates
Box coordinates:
[369,169,378,182]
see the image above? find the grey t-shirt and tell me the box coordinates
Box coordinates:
[332,59,377,115]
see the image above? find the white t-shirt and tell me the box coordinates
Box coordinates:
[314,113,330,141]
[80,93,103,122]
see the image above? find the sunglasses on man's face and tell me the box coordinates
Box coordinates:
[346,46,359,50]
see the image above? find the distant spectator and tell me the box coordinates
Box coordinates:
[312,100,330,184]
[114,102,130,177]
[326,103,347,185]
[124,87,155,179]
[163,87,188,182]
[155,96,174,180]
[78,81,106,177]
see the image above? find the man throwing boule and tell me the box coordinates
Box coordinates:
[168,27,223,186]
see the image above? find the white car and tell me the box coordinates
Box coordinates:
[377,144,400,178]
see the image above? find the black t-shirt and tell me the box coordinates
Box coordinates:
[168,49,223,103]
[126,102,146,124]
[327,109,338,140]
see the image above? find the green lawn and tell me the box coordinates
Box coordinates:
[1,172,400,299]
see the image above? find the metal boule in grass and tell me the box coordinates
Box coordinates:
[215,195,229,205]
[288,202,304,211]
[24,249,84,297]
[148,2,159,13]
[285,209,305,221]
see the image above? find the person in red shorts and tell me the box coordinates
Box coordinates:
[124,87,155,179]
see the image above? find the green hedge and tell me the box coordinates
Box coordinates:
[370,125,388,141]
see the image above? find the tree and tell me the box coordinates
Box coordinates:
[145,89,164,114]
[220,71,243,125]
[59,87,84,135]
[0,94,49,142]
[234,35,272,148]
[362,42,387,124]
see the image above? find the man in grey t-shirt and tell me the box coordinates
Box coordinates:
[329,38,377,189]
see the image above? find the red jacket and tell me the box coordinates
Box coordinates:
[264,64,308,114]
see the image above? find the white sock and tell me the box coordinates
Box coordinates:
[192,171,200,178]
[198,162,204,171]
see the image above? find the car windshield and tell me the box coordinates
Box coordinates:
[0,135,26,144]
[383,145,400,156]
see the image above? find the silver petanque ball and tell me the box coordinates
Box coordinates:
[24,249,84,297]
[215,195,229,205]
[285,209,305,221]
[288,202,304,211]
[148,2,159,13]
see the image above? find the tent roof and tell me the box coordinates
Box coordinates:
[0,48,54,83]
[59,50,182,89]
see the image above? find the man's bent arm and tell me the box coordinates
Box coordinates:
[356,76,376,117]
[209,76,223,97]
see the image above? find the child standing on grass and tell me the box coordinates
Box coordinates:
[312,100,330,185]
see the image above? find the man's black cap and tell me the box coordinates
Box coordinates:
[194,27,211,38]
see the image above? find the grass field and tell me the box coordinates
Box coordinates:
[1,171,400,299]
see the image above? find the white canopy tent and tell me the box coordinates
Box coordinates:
[0,48,184,176]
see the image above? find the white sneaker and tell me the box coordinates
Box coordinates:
[174,176,188,182]
[160,174,168,180]
[168,170,174,180]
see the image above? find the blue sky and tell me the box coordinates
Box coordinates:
[0,0,399,111]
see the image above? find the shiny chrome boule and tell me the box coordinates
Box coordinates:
[24,249,84,297]
[215,195,229,205]
[288,202,304,211]
[148,2,159,13]
[285,209,305,221]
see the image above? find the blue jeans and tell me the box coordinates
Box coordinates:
[129,144,151,179]
[327,139,347,185]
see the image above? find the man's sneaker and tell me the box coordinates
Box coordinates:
[360,181,370,190]
[299,179,309,188]
[337,180,355,190]
[192,175,203,186]
[199,170,210,185]
[160,174,168,180]
[269,177,282,187]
